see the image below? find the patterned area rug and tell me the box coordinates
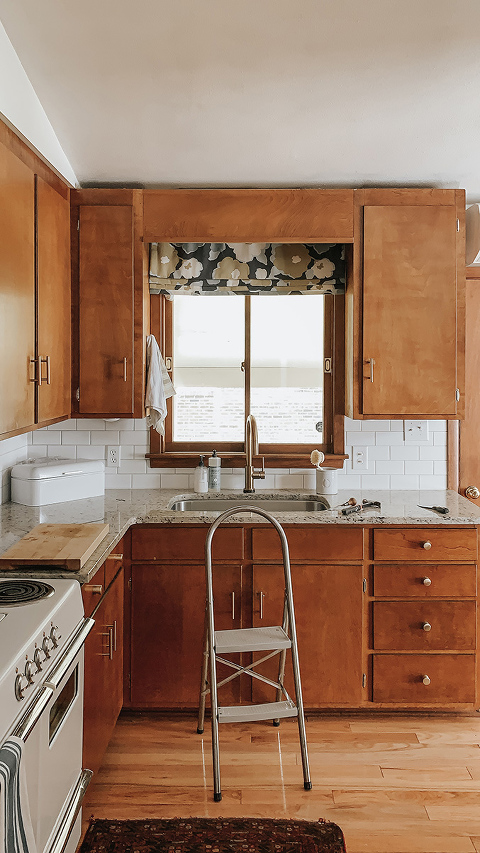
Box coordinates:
[79,817,347,852]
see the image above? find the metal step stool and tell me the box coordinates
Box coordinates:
[197,505,312,802]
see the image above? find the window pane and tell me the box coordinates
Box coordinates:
[250,296,324,443]
[172,295,245,442]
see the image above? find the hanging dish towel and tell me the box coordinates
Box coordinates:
[145,335,175,436]
[0,736,37,853]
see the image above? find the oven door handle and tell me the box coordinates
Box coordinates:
[12,684,55,742]
[44,617,95,690]
[45,768,93,853]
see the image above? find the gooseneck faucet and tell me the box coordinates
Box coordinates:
[244,414,266,493]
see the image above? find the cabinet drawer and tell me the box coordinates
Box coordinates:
[374,528,477,562]
[132,525,244,561]
[252,526,364,561]
[373,654,475,704]
[373,601,476,651]
[374,564,477,598]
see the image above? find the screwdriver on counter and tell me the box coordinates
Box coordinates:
[418,505,450,515]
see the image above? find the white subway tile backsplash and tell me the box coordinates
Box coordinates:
[4,417,447,498]
[61,431,90,445]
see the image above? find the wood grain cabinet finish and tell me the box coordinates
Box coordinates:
[36,176,71,423]
[72,189,149,418]
[370,525,478,708]
[83,566,124,777]
[131,525,244,562]
[252,563,364,707]
[252,526,364,562]
[373,528,477,562]
[0,140,35,436]
[347,189,465,420]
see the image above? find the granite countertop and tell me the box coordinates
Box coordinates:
[0,488,479,584]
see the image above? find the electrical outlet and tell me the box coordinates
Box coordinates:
[404,420,429,442]
[351,446,369,472]
[107,446,120,467]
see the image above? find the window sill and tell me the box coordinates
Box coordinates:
[147,453,348,470]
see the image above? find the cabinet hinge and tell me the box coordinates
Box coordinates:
[456,388,460,402]
[128,577,132,591]
[362,673,367,688]
[77,218,80,231]
[362,578,367,593]
[324,357,332,374]
[75,387,80,402]
[128,672,131,688]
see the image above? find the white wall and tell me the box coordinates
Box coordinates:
[0,434,29,504]
[0,22,77,186]
[16,418,447,496]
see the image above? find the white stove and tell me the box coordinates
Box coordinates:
[0,577,94,853]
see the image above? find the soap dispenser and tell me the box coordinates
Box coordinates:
[194,456,208,494]
[208,450,221,491]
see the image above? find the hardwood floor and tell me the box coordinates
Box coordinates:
[81,712,480,853]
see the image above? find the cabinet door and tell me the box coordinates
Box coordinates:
[0,140,35,435]
[36,176,71,423]
[362,204,458,416]
[83,569,124,775]
[130,563,242,708]
[252,564,364,707]
[78,205,134,414]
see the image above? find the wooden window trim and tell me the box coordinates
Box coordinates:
[147,293,346,469]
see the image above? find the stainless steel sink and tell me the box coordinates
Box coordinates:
[169,497,330,512]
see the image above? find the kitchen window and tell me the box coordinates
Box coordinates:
[148,291,346,468]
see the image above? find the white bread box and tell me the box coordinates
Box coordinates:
[11,457,105,506]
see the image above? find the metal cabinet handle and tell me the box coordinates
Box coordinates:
[123,357,127,382]
[422,621,432,632]
[107,621,117,653]
[422,675,431,686]
[29,357,38,383]
[258,591,265,620]
[422,541,432,550]
[83,584,103,594]
[39,356,51,385]
[466,486,480,500]
[107,553,123,561]
[231,592,235,621]
[101,627,114,660]
[366,358,375,382]
[422,577,432,586]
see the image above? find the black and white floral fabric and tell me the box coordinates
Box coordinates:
[149,242,345,295]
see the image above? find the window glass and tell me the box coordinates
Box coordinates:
[172,296,245,442]
[250,296,324,444]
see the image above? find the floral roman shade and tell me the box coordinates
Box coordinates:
[149,242,345,295]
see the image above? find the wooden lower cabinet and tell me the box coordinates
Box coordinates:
[83,567,124,776]
[251,564,364,707]
[130,563,242,708]
[373,655,476,704]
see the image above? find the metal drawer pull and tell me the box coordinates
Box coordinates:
[422,577,432,586]
[101,628,114,660]
[107,621,117,653]
[231,591,235,621]
[422,621,432,632]
[422,675,431,686]
[422,541,432,550]
[83,584,103,594]
[123,357,128,382]
[107,553,123,561]
[366,358,375,382]
[46,769,93,853]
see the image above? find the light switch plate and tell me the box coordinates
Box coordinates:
[404,420,429,442]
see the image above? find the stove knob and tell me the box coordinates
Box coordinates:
[42,635,53,659]
[24,658,35,685]
[33,646,45,672]
[15,671,29,701]
[49,625,61,648]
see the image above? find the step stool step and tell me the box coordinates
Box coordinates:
[218,700,298,724]
[215,626,291,654]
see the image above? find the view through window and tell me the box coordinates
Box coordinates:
[171,294,325,446]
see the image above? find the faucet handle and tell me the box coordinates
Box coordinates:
[253,457,266,479]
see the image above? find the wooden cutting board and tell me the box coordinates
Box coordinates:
[0,523,110,571]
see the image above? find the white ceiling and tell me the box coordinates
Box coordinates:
[1,0,480,197]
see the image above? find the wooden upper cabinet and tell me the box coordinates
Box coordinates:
[0,140,35,435]
[78,205,134,415]
[73,190,148,418]
[347,189,465,419]
[36,176,71,423]
[143,188,354,243]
